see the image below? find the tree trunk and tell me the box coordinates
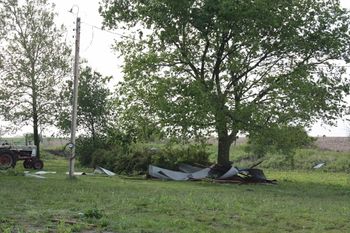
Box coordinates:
[33,112,40,158]
[213,92,237,166]
[91,123,96,143]
[31,72,40,158]
[217,133,233,166]
[214,98,235,166]
[215,111,236,166]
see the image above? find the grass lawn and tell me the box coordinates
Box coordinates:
[0,156,350,233]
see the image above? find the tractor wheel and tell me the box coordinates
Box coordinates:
[32,159,44,170]
[0,152,15,169]
[23,160,33,169]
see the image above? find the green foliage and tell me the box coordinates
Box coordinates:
[76,129,134,168]
[76,135,113,168]
[76,136,106,167]
[90,143,210,174]
[57,221,73,233]
[245,126,315,168]
[91,148,123,171]
[58,66,113,138]
[100,0,350,165]
[78,67,112,129]
[84,208,103,219]
[151,143,211,170]
[113,94,166,143]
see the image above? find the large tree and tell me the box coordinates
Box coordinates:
[100,0,350,166]
[0,0,71,156]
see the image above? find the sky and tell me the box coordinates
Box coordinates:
[52,0,123,79]
[1,0,350,137]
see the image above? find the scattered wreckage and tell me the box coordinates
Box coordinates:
[23,166,116,179]
[148,163,276,184]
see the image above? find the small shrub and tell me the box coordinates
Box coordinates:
[84,208,103,219]
[114,148,152,174]
[98,218,110,228]
[76,136,109,167]
[76,131,132,168]
[91,148,121,171]
[261,154,291,170]
[57,221,72,233]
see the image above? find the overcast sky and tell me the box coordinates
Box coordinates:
[52,0,122,78]
[2,0,350,136]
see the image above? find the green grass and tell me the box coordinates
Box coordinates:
[207,143,350,173]
[1,157,350,232]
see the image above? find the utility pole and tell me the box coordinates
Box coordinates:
[69,16,81,178]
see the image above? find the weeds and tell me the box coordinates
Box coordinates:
[0,219,24,233]
[57,221,72,233]
[84,208,103,219]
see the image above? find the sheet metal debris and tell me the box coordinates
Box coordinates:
[218,166,239,179]
[178,163,204,173]
[313,162,325,169]
[24,171,46,179]
[35,171,56,175]
[148,164,276,184]
[94,166,116,176]
[65,172,87,176]
[149,165,210,180]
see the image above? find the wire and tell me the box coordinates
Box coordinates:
[80,22,350,69]
[82,26,94,52]
[81,21,134,39]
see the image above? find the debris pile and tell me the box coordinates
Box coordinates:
[148,163,276,184]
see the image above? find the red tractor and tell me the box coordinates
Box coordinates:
[0,142,44,170]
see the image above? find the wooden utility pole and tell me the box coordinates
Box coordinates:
[69,16,81,178]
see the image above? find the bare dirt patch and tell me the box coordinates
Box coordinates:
[209,137,350,152]
[314,137,350,152]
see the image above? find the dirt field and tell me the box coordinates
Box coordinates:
[313,137,350,152]
[42,137,69,148]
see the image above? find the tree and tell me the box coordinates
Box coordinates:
[78,67,112,139]
[100,0,350,166]
[0,0,71,157]
[58,66,113,140]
